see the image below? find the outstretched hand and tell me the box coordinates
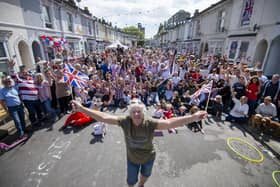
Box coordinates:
[71,99,83,112]
[193,110,208,122]
[8,59,16,68]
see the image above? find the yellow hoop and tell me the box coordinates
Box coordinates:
[227,137,264,163]
[272,171,280,187]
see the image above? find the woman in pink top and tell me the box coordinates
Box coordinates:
[35,73,58,122]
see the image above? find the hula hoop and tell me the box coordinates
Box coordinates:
[272,171,280,187]
[227,137,264,163]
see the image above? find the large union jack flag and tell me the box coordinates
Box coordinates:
[64,63,89,88]
[191,80,213,99]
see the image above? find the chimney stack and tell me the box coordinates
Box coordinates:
[194,9,199,17]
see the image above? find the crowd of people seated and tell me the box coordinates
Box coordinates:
[0,46,280,138]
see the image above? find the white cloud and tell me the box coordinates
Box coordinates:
[79,0,219,38]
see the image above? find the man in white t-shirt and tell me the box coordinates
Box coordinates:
[207,69,219,82]
[160,63,170,80]
[255,96,277,118]
[226,92,249,123]
[251,96,279,129]
[256,69,268,84]
[171,72,181,86]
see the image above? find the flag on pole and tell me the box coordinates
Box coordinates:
[191,80,213,99]
[63,63,89,88]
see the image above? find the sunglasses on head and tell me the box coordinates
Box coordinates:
[130,100,143,104]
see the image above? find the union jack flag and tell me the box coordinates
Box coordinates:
[241,0,254,26]
[191,80,213,99]
[64,63,89,88]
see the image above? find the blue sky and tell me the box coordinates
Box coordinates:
[79,0,220,38]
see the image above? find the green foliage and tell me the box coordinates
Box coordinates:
[157,23,164,35]
[122,26,144,39]
[137,40,144,47]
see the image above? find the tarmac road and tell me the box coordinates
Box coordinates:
[0,108,279,187]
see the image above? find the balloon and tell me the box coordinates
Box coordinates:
[54,41,60,46]
[62,38,67,43]
[45,38,50,44]
[49,41,54,46]
[48,36,53,41]
[41,35,46,40]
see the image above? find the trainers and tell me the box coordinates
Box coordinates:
[31,120,39,126]
[168,129,177,134]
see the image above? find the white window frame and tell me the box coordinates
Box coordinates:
[74,42,81,56]
[67,12,73,32]
[89,42,94,52]
[238,41,250,59]
[0,41,8,61]
[96,23,99,36]
[42,5,53,29]
[228,40,239,60]
[68,41,81,56]
[88,21,92,35]
[217,10,226,32]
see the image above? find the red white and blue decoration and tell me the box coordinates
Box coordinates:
[191,80,213,100]
[63,63,89,88]
[41,35,67,47]
[241,0,254,26]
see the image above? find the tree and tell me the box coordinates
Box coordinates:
[122,26,144,40]
[157,23,164,35]
[101,18,106,24]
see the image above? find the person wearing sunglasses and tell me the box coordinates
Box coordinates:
[0,77,27,138]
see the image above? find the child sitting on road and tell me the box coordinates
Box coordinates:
[163,103,177,134]
[176,105,187,117]
[90,97,103,110]
[189,106,205,134]
[92,122,106,140]
[152,103,164,119]
[210,95,223,121]
[163,103,174,119]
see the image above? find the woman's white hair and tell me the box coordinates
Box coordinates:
[127,98,147,116]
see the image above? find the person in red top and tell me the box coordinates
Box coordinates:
[163,104,174,119]
[131,90,140,99]
[190,69,203,83]
[135,61,146,82]
[163,103,177,133]
[246,76,260,116]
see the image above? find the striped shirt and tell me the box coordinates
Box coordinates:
[10,70,39,101]
[114,85,124,100]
